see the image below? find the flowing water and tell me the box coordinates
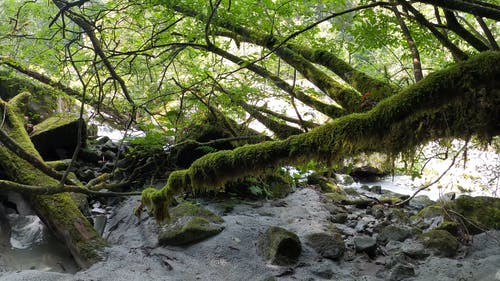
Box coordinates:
[0,214,78,273]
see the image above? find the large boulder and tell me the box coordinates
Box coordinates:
[158,202,224,246]
[257,226,301,265]
[30,114,86,160]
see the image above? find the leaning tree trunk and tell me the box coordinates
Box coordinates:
[139,51,500,222]
[0,93,105,269]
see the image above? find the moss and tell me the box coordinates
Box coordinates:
[170,202,224,223]
[158,216,224,246]
[31,113,82,136]
[419,229,459,257]
[453,195,500,230]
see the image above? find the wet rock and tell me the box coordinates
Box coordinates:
[354,235,377,256]
[419,229,459,257]
[257,226,301,265]
[389,263,415,281]
[377,225,414,245]
[30,114,86,160]
[158,202,224,246]
[369,185,382,194]
[409,195,435,211]
[306,232,345,260]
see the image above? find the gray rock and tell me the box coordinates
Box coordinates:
[377,225,414,245]
[385,240,403,253]
[401,241,429,259]
[355,216,377,232]
[258,226,301,265]
[409,195,435,211]
[354,235,377,256]
[389,263,415,281]
[306,232,345,260]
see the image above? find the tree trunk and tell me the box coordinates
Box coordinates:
[0,93,105,269]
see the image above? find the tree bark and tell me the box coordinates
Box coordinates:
[0,93,105,269]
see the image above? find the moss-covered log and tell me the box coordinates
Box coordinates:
[0,93,105,269]
[140,51,500,222]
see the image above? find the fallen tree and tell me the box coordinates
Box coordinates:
[138,51,500,222]
[0,92,106,269]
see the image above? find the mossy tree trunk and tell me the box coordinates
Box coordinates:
[0,93,105,269]
[140,51,500,222]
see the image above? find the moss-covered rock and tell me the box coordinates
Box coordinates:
[258,226,301,265]
[158,216,224,246]
[453,196,500,231]
[436,221,460,236]
[419,229,459,257]
[158,202,224,246]
[30,114,86,160]
[416,204,443,219]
